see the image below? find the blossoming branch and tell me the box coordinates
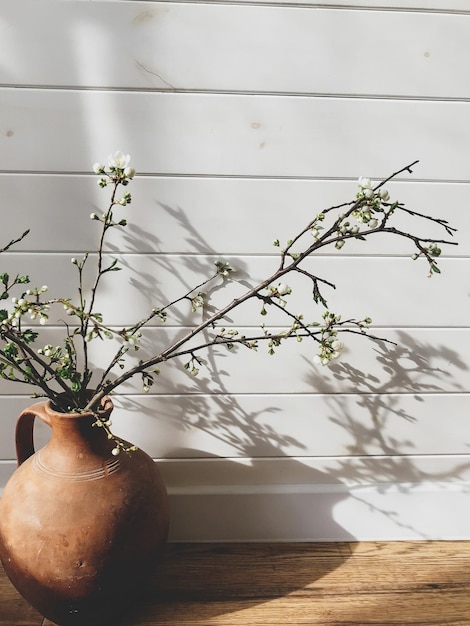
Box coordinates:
[0,153,457,431]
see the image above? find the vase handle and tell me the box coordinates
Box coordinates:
[16,402,52,466]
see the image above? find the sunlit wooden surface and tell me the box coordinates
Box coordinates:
[2,541,470,625]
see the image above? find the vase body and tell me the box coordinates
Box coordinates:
[0,397,169,626]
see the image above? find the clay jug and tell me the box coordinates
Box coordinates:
[0,396,169,625]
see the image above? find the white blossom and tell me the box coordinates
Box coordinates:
[277,283,291,296]
[108,151,130,170]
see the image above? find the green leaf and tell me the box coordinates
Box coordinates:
[22,329,38,344]
[3,343,18,358]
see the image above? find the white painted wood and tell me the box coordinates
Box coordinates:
[0,327,467,395]
[3,452,470,489]
[1,466,468,541]
[78,1,470,11]
[2,393,470,459]
[1,90,470,180]
[0,253,465,327]
[1,175,466,255]
[167,482,470,541]
[110,393,470,460]
[3,3,470,97]
[0,0,468,541]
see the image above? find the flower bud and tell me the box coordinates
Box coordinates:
[277,283,291,296]
[358,177,372,189]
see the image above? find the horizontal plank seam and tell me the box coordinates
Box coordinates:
[3,454,470,464]
[11,0,469,17]
[0,323,465,330]
[0,250,464,259]
[165,481,470,496]
[1,172,469,185]
[158,1,470,15]
[2,391,470,399]
[2,85,470,103]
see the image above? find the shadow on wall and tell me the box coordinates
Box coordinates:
[104,196,469,543]
[109,327,470,626]
[20,189,467,625]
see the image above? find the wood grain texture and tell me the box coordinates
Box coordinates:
[3,3,470,98]
[2,175,467,256]
[0,254,464,328]
[11,541,467,625]
[1,90,470,180]
[0,561,43,625]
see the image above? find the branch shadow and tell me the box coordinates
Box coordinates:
[300,332,470,538]
[92,199,469,623]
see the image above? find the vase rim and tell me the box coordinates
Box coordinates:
[48,393,113,417]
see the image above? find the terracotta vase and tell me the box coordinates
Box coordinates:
[0,396,169,625]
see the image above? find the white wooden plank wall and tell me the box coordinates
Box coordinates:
[0,1,469,540]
